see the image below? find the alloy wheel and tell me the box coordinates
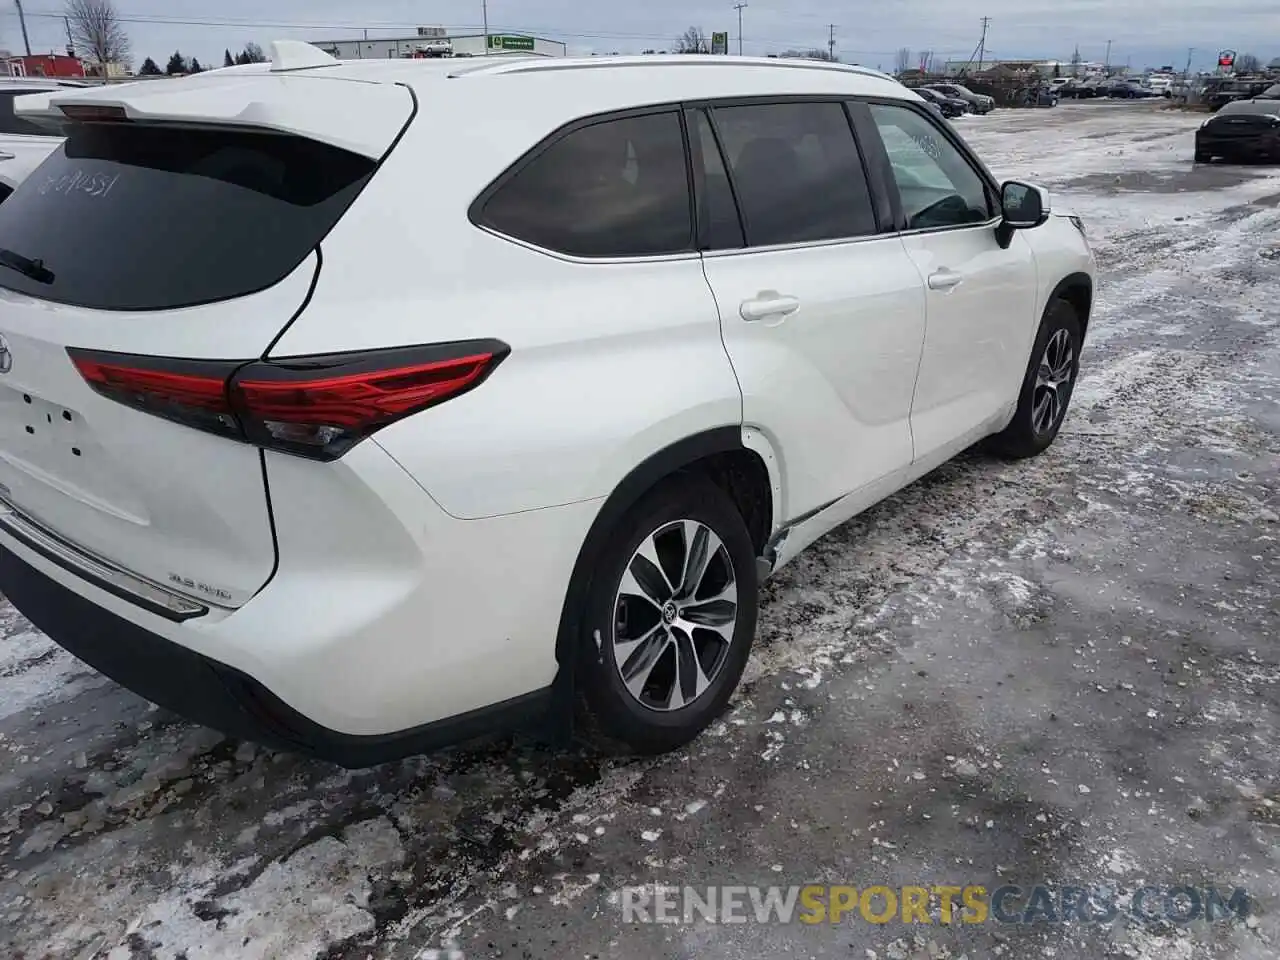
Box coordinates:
[1032,327,1075,436]
[612,519,738,712]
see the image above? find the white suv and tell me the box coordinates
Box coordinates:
[0,76,88,200]
[0,43,1094,766]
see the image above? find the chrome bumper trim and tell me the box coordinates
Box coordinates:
[0,496,207,622]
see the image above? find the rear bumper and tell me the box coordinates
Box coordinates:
[0,540,551,767]
[0,440,602,766]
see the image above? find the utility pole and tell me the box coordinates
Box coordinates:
[828,23,836,61]
[64,15,74,56]
[1104,39,1113,73]
[733,2,747,56]
[1183,47,1194,77]
[14,0,32,57]
[482,0,489,55]
[976,16,990,71]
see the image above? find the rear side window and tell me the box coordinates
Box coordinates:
[0,123,375,311]
[709,101,876,246]
[479,111,693,258]
[0,91,52,136]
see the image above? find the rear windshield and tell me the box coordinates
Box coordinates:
[0,123,375,311]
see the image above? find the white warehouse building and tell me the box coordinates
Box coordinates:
[315,32,566,61]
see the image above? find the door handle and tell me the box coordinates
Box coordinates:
[927,269,964,292]
[740,292,800,322]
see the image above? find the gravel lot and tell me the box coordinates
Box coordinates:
[2,101,1278,960]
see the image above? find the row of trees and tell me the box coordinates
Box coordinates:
[136,45,266,77]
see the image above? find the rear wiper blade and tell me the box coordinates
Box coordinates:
[0,248,54,285]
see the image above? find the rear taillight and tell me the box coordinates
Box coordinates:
[67,340,509,461]
[69,353,242,438]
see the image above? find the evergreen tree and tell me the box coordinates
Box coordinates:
[223,49,234,68]
[189,57,203,73]
[165,50,188,75]
[138,56,162,76]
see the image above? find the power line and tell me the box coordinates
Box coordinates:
[1,8,969,58]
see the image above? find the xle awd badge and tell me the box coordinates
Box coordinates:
[0,334,11,375]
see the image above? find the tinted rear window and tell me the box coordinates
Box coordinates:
[0,123,375,311]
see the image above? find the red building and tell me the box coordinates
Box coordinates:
[3,53,86,79]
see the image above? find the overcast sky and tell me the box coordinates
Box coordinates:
[3,0,1276,73]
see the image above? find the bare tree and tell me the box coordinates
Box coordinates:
[895,47,912,74]
[1235,53,1261,73]
[243,42,267,63]
[65,0,131,77]
[674,27,710,54]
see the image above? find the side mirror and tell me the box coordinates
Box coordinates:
[996,180,1050,248]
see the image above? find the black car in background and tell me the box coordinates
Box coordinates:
[914,86,968,118]
[1195,98,1280,163]
[924,82,996,114]
[1060,78,1103,99]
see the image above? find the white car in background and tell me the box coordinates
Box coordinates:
[0,76,88,200]
[0,43,1095,767]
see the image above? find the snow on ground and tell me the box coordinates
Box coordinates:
[2,102,1279,960]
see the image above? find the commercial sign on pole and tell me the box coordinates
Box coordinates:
[1217,49,1236,71]
[488,35,536,51]
[711,32,729,55]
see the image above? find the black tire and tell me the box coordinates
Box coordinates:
[985,298,1082,460]
[574,474,758,756]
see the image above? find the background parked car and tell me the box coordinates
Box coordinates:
[1195,97,1280,163]
[914,86,968,118]
[1099,78,1152,99]
[0,77,87,201]
[925,82,995,114]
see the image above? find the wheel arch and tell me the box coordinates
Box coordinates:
[1049,271,1093,337]
[544,427,776,742]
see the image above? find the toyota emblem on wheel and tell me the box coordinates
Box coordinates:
[0,335,11,375]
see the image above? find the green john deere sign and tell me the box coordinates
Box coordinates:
[488,35,536,51]
[711,32,729,55]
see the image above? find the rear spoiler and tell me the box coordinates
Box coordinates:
[13,41,413,159]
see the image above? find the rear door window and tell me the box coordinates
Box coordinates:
[708,101,876,246]
[478,111,693,258]
[0,123,375,311]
